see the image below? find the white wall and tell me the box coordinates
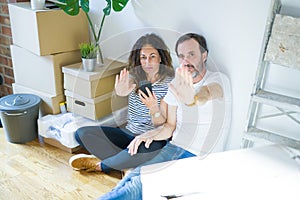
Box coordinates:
[89,0,300,150]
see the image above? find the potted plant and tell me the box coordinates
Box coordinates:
[79,42,98,71]
[56,0,129,64]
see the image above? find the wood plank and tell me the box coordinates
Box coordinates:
[0,128,121,200]
[251,89,300,112]
[264,14,300,69]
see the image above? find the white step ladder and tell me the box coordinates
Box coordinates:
[242,1,300,150]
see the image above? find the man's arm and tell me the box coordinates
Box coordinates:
[169,67,224,106]
[189,82,223,106]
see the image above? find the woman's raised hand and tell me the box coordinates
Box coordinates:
[115,68,136,96]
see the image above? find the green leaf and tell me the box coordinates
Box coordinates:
[80,0,90,13]
[103,0,112,16]
[57,0,129,15]
[56,0,79,16]
[56,0,89,15]
[56,0,129,44]
[79,42,98,59]
[112,0,129,12]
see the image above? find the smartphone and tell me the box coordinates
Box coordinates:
[139,82,152,97]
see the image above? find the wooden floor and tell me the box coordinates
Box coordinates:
[0,128,121,200]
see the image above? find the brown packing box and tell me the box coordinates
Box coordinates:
[65,90,128,121]
[63,58,126,98]
[11,45,81,95]
[42,137,82,154]
[8,2,89,56]
[12,83,65,116]
[65,90,113,120]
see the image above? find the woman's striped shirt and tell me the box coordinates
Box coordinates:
[125,76,173,135]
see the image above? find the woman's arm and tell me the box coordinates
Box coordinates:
[127,104,177,156]
[139,87,168,126]
[149,104,176,141]
[149,98,168,126]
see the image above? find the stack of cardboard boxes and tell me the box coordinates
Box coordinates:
[62,59,128,121]
[9,3,129,153]
[8,2,90,152]
[8,2,89,116]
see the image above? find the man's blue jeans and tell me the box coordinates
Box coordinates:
[98,142,195,200]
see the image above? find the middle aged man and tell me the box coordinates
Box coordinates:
[98,32,232,200]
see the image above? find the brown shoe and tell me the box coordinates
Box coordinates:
[69,154,100,172]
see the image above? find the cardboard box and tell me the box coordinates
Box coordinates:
[38,113,97,150]
[8,2,89,56]
[12,83,65,116]
[63,58,126,98]
[65,90,113,120]
[38,111,126,153]
[42,137,81,153]
[11,44,81,95]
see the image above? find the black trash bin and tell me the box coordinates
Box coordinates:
[0,94,41,143]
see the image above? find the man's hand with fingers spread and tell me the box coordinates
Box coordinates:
[169,66,196,105]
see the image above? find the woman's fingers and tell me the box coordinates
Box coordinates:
[145,87,154,98]
[145,139,153,148]
[119,68,129,82]
[127,135,154,156]
[133,138,143,155]
[127,139,136,155]
[114,74,119,88]
[133,139,142,155]
[127,137,143,156]
[138,91,148,106]
[139,89,147,99]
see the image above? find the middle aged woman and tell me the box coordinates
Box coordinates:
[69,33,175,173]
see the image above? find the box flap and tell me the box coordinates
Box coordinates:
[62,58,126,81]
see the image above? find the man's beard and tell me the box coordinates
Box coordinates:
[191,71,200,78]
[185,63,201,78]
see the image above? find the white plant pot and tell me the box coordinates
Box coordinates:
[82,58,97,72]
[31,0,45,10]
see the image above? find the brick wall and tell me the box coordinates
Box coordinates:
[0,0,28,97]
